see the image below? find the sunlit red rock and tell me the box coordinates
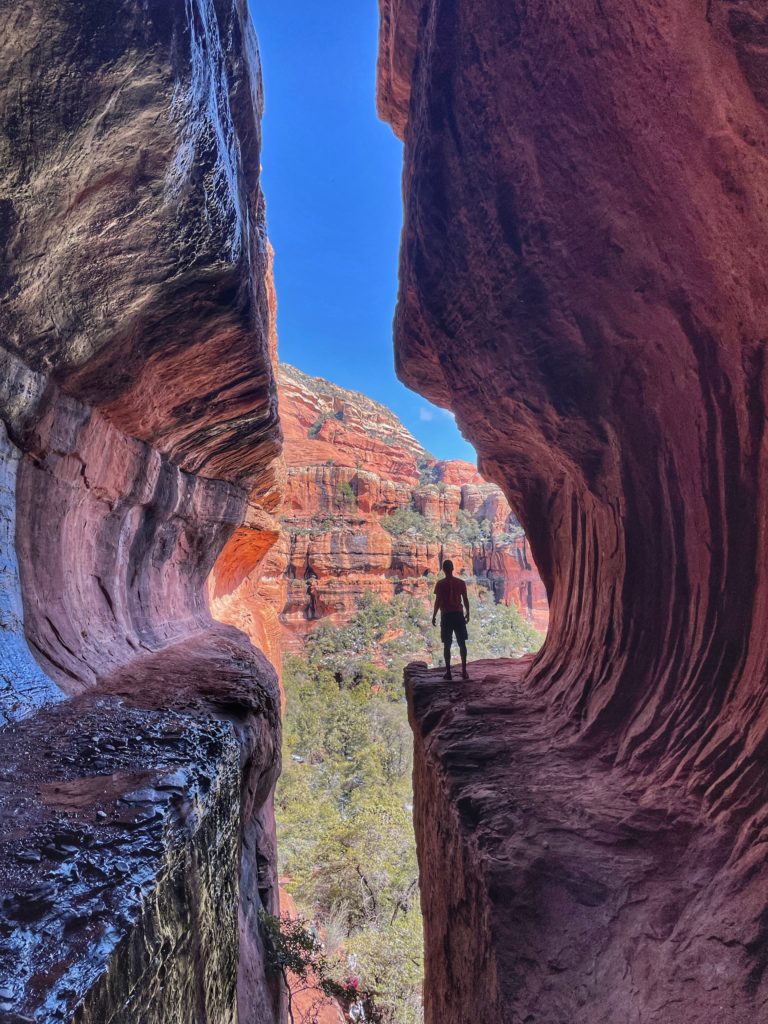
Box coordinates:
[434,460,483,487]
[380,0,768,1018]
[412,485,461,525]
[270,364,548,648]
[209,500,286,684]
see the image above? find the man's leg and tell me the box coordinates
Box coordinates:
[443,640,452,678]
[459,640,468,678]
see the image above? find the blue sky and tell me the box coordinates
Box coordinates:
[249,1,476,463]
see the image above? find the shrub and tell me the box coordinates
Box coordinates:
[336,481,357,506]
[276,590,544,1024]
[381,507,440,542]
[496,516,525,543]
[260,911,382,1024]
[286,517,339,538]
[452,509,483,544]
[308,409,343,438]
[416,458,439,487]
[444,512,496,546]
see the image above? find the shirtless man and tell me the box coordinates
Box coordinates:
[432,559,470,680]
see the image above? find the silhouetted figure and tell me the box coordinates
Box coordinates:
[432,559,470,680]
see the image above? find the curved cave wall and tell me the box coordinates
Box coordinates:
[379,1,768,1021]
[0,1,284,1020]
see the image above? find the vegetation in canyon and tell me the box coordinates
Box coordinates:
[276,591,543,1022]
[380,502,527,549]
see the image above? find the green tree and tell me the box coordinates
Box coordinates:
[276,590,544,1023]
[381,507,440,542]
[336,480,357,507]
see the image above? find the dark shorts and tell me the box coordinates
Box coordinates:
[441,611,468,645]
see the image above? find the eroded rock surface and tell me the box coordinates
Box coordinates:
[0,423,64,724]
[407,662,763,1024]
[0,0,284,1018]
[380,0,768,1018]
[0,0,281,488]
[0,639,281,1023]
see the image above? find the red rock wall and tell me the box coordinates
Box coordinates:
[269,364,548,647]
[380,0,768,1019]
[0,1,284,1018]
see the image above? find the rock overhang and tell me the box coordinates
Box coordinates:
[0,0,286,1017]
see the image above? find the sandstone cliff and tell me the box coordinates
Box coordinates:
[258,363,547,649]
[380,0,768,1020]
[0,2,284,1020]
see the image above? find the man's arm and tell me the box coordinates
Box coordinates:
[462,583,470,623]
[432,585,441,626]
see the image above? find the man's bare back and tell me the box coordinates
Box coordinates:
[432,559,470,680]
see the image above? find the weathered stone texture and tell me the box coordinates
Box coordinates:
[0,634,281,1023]
[407,661,765,1024]
[380,0,768,1019]
[0,0,281,488]
[0,424,64,724]
[14,384,249,694]
[0,0,284,1018]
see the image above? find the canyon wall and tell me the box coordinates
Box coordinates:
[380,0,768,1020]
[252,363,547,650]
[0,1,284,1019]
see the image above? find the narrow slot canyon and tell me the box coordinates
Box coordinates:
[1,1,768,1023]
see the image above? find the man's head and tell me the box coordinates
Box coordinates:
[443,559,454,576]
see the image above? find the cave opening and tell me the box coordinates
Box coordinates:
[0,0,551,1008]
[15,0,768,1020]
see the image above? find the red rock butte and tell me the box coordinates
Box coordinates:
[378,0,768,1021]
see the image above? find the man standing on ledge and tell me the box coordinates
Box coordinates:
[432,559,470,681]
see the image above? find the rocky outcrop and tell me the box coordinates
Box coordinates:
[407,660,768,1024]
[381,0,768,1019]
[267,364,547,647]
[0,1,283,1019]
[0,642,280,1024]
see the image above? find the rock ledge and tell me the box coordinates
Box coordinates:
[407,660,766,1024]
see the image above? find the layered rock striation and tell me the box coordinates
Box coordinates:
[380,0,768,1019]
[0,1,284,1019]
[263,363,547,648]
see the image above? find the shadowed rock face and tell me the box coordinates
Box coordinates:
[0,422,65,723]
[0,0,284,1018]
[0,639,280,1023]
[380,0,768,1019]
[0,0,281,487]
